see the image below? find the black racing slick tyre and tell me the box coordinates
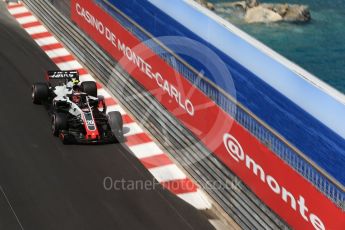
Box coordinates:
[32,83,49,104]
[108,111,123,129]
[108,111,124,142]
[52,113,68,136]
[59,132,73,145]
[81,81,97,97]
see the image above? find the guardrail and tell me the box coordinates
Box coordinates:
[99,0,345,210]
[23,0,293,228]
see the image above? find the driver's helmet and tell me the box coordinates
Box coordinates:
[72,79,80,86]
[72,84,81,92]
[71,85,82,104]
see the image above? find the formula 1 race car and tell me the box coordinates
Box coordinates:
[31,70,124,144]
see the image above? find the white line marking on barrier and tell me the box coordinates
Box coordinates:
[16,15,36,24]
[128,142,163,159]
[56,60,83,70]
[34,36,59,47]
[149,164,186,183]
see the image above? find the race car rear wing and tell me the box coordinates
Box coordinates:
[46,70,79,81]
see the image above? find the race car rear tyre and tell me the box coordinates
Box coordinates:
[32,83,49,104]
[81,81,97,97]
[108,111,124,142]
[52,113,68,136]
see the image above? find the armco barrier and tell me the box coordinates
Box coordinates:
[25,1,342,229]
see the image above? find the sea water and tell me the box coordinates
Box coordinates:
[210,0,345,94]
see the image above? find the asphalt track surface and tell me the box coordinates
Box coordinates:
[0,3,214,230]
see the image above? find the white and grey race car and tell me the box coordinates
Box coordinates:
[31,70,124,144]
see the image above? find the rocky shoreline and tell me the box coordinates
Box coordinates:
[194,0,311,23]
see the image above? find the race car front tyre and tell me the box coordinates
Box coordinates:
[52,113,68,136]
[32,83,49,104]
[59,132,73,145]
[81,81,97,97]
[108,111,124,142]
